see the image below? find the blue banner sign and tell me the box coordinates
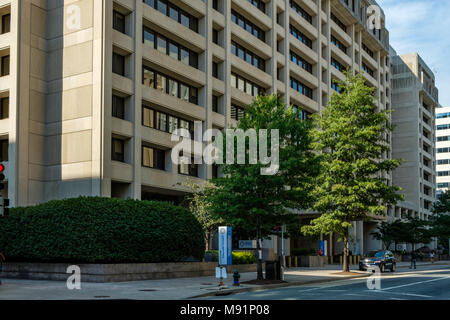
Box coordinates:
[218,226,232,265]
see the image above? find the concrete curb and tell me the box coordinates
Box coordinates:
[189,262,450,299]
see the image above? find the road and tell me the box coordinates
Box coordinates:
[203,265,450,300]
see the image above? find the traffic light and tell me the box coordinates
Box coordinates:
[0,164,5,191]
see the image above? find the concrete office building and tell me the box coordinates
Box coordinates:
[436,106,450,197]
[1,0,393,255]
[390,48,438,230]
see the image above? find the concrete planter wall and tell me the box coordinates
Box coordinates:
[0,262,263,283]
[298,256,327,268]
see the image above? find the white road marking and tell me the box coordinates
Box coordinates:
[369,290,432,298]
[380,276,450,291]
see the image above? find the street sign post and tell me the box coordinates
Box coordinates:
[218,226,232,266]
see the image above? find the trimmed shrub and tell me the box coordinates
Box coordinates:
[204,250,256,264]
[0,197,205,263]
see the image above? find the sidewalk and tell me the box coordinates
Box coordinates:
[1,261,448,300]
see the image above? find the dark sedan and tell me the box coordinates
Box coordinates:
[359,250,396,272]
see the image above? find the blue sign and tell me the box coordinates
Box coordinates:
[218,226,232,265]
[319,240,327,256]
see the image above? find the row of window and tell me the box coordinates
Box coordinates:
[289,25,312,49]
[0,97,9,120]
[290,77,313,99]
[438,159,450,165]
[143,27,198,68]
[112,139,200,177]
[143,0,198,32]
[437,124,450,130]
[292,105,312,120]
[438,171,450,177]
[331,57,345,72]
[231,10,265,42]
[231,105,245,121]
[437,112,450,119]
[231,73,265,97]
[142,105,195,137]
[438,183,450,188]
[248,0,266,13]
[330,13,346,32]
[289,0,312,24]
[331,35,347,54]
[362,43,374,58]
[231,41,265,71]
[362,63,374,77]
[437,136,450,142]
[142,67,198,105]
[290,51,312,74]
[438,147,450,153]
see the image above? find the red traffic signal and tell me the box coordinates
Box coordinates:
[0,164,5,190]
[0,164,4,173]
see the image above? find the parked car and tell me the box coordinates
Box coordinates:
[359,250,396,272]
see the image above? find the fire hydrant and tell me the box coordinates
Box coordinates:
[233,270,240,286]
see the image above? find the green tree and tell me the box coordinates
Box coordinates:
[205,94,320,280]
[402,215,432,252]
[182,180,225,251]
[371,219,408,251]
[430,191,450,250]
[301,73,404,272]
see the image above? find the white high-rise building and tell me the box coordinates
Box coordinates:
[436,106,450,197]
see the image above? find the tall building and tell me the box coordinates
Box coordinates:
[1,0,391,214]
[390,48,438,227]
[436,106,450,197]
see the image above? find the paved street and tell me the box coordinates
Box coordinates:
[203,265,450,300]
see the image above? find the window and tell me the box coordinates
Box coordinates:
[290,0,312,24]
[112,53,125,76]
[143,0,198,32]
[230,73,265,97]
[362,43,374,58]
[292,105,311,120]
[330,13,347,32]
[212,62,219,78]
[438,136,450,142]
[231,41,265,71]
[331,35,347,54]
[142,146,165,170]
[0,139,7,162]
[290,51,312,74]
[290,78,313,98]
[437,112,450,119]
[1,55,9,76]
[142,105,195,137]
[362,63,374,77]
[179,152,198,177]
[437,124,450,130]
[231,10,265,42]
[212,95,219,113]
[213,29,219,45]
[0,97,8,120]
[112,138,125,162]
[331,81,342,93]
[331,57,345,72]
[113,10,126,33]
[1,14,10,34]
[112,95,125,119]
[231,105,245,121]
[289,25,312,49]
[248,0,266,13]
[438,147,450,153]
[143,27,198,68]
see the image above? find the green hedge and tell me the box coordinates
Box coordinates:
[205,250,256,265]
[0,197,205,263]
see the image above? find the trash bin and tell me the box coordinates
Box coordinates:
[265,261,275,280]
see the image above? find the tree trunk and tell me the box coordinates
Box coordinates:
[343,230,350,272]
[256,216,264,280]
[205,232,210,251]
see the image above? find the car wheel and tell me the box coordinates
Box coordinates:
[391,263,396,272]
[380,264,385,273]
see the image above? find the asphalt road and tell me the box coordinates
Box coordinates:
[204,265,450,300]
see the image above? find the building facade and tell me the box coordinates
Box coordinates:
[436,106,450,197]
[390,49,438,231]
[1,0,391,213]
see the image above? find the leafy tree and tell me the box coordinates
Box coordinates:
[205,94,320,280]
[371,219,409,251]
[182,180,225,251]
[402,215,432,251]
[430,191,450,250]
[301,73,404,272]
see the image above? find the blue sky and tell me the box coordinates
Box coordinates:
[377,0,450,106]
